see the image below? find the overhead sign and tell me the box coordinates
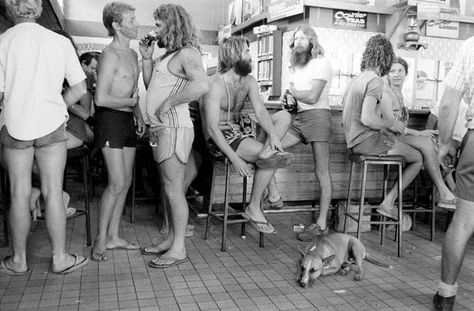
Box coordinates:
[426,20,460,39]
[269,0,304,21]
[333,10,368,29]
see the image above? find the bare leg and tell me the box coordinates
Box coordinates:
[441,199,474,284]
[381,139,423,209]
[65,132,83,150]
[399,135,455,200]
[311,141,332,229]
[258,110,292,159]
[153,155,188,260]
[106,147,136,248]
[35,141,82,272]
[93,147,134,256]
[3,146,34,273]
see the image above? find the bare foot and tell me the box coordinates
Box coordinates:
[105,238,140,250]
[258,146,277,160]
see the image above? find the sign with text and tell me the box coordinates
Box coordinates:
[426,20,459,39]
[333,10,368,29]
[269,0,304,21]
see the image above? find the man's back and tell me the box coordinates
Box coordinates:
[0,22,85,140]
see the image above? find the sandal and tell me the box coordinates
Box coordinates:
[148,256,189,269]
[141,246,168,256]
[256,152,295,169]
[0,256,30,276]
[53,254,89,274]
[241,212,274,234]
[90,249,108,262]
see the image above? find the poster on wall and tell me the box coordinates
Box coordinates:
[269,0,304,22]
[242,0,263,22]
[333,10,367,29]
[426,20,459,39]
[416,59,438,101]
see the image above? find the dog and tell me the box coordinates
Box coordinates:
[296,233,392,288]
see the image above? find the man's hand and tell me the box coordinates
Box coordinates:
[155,99,170,123]
[130,89,139,107]
[416,129,438,139]
[268,134,283,152]
[390,120,405,134]
[136,118,146,137]
[138,41,154,60]
[231,157,252,177]
[438,141,457,171]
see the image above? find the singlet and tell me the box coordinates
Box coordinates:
[146,49,199,128]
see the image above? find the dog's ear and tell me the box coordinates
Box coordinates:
[322,254,336,267]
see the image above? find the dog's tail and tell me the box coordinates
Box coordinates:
[364,255,393,269]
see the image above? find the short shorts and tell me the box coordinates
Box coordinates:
[150,127,194,164]
[94,107,136,148]
[351,131,395,156]
[288,109,332,143]
[0,123,66,149]
[455,129,474,202]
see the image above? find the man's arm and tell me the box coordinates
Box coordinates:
[138,41,154,88]
[68,91,91,120]
[361,95,404,133]
[63,80,87,108]
[290,79,327,104]
[439,87,463,145]
[204,81,250,176]
[165,48,209,106]
[248,76,278,139]
[95,51,137,109]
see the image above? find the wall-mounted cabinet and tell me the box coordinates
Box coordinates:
[256,30,282,97]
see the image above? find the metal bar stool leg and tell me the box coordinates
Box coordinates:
[381,164,389,245]
[240,176,247,238]
[130,162,136,224]
[82,154,91,246]
[221,162,231,252]
[357,162,368,240]
[431,185,436,241]
[205,161,218,240]
[344,162,355,234]
[398,163,403,258]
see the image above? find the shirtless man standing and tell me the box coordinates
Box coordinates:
[91,2,145,261]
[202,36,294,234]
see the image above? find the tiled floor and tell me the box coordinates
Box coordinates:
[1,190,474,311]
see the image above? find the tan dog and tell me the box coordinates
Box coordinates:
[296,233,392,288]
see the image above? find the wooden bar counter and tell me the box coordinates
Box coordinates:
[210,105,430,204]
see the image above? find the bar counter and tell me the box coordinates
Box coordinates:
[210,104,430,204]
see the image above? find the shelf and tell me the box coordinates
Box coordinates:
[231,12,269,35]
[257,54,273,61]
[258,80,273,86]
[303,0,396,15]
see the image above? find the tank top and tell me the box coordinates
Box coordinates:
[146,49,197,128]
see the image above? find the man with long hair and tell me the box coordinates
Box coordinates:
[138,4,209,268]
[342,34,422,220]
[265,25,334,241]
[202,36,294,234]
[0,0,89,274]
[91,2,146,261]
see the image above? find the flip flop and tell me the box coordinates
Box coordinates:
[241,212,274,234]
[90,249,108,262]
[148,256,189,269]
[53,254,89,274]
[106,241,140,250]
[256,152,295,169]
[141,245,168,256]
[0,256,30,276]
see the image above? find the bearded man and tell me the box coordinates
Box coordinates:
[202,36,294,234]
[265,26,334,241]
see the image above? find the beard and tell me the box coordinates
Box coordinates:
[157,37,165,49]
[234,58,252,76]
[290,45,313,67]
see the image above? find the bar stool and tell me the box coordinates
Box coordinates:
[64,145,92,246]
[204,157,264,251]
[344,153,405,257]
[407,175,436,241]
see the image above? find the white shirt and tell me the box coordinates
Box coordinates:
[443,36,474,129]
[0,23,85,140]
[289,56,332,111]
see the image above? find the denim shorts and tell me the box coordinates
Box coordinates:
[0,123,67,149]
